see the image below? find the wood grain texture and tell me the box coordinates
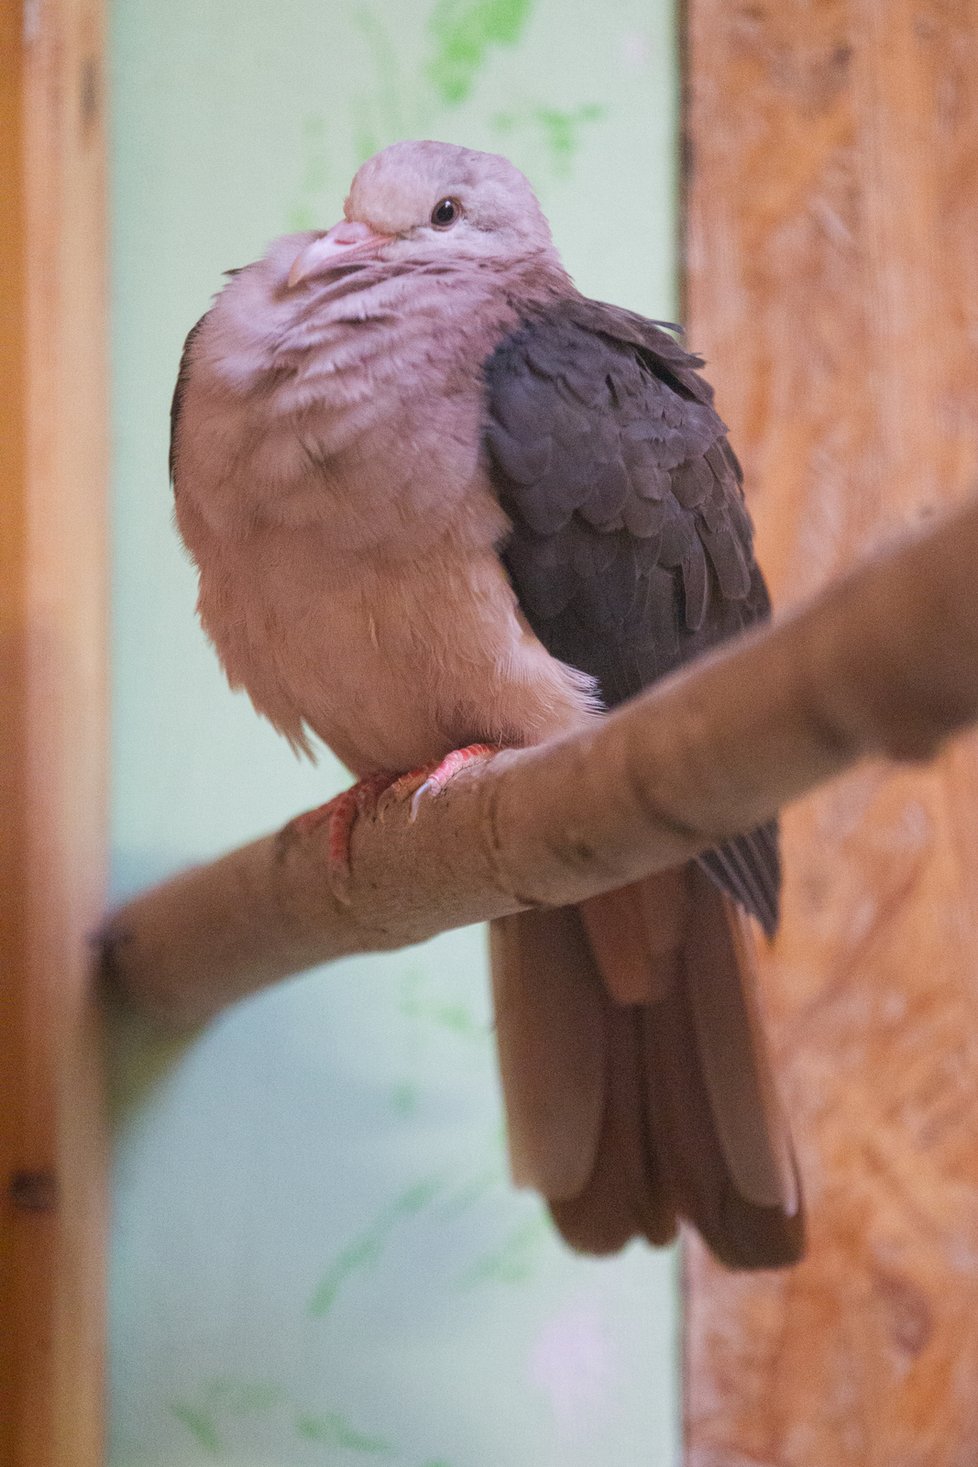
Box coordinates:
[684,2,978,1462]
[0,1,108,1464]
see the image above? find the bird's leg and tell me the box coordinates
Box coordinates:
[286,772,394,904]
[384,743,502,821]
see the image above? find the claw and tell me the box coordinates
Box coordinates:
[410,778,437,823]
[404,744,501,822]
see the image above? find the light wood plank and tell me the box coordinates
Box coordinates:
[684,2,978,1462]
[0,1,108,1463]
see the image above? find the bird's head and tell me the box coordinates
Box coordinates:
[287,140,557,288]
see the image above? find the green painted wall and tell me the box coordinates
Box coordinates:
[109,2,680,1462]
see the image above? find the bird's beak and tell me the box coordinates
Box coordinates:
[287,220,393,288]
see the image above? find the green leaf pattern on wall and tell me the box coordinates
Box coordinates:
[170,1387,398,1458]
[426,0,534,104]
[288,0,606,230]
[308,1176,446,1318]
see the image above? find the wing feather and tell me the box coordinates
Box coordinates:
[484,299,779,929]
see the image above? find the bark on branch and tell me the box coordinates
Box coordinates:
[103,494,978,1026]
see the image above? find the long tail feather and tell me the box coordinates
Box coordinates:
[489,865,804,1270]
[637,876,803,1267]
[549,1003,676,1253]
[490,906,606,1199]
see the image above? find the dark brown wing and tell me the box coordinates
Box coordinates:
[483,297,779,932]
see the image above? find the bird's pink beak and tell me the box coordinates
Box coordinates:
[287,220,393,288]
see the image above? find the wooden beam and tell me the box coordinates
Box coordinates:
[684,1,978,1461]
[0,2,108,1464]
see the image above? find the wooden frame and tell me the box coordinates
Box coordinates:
[0,1,108,1463]
[683,2,978,1459]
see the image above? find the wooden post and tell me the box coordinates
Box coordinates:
[0,1,108,1464]
[684,2,978,1461]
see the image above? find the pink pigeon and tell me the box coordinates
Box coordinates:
[170,140,803,1268]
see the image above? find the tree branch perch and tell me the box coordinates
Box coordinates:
[103,493,978,1026]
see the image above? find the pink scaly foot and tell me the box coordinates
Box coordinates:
[286,773,393,904]
[285,746,501,902]
[386,743,502,822]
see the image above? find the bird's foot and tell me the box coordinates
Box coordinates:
[286,745,501,903]
[287,773,394,905]
[385,743,502,822]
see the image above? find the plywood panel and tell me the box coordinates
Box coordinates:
[683,3,978,1461]
[0,1,108,1463]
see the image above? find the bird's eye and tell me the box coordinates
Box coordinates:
[430,197,462,229]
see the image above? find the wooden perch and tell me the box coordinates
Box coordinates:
[103,493,978,1027]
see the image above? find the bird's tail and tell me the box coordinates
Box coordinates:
[489,865,803,1268]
